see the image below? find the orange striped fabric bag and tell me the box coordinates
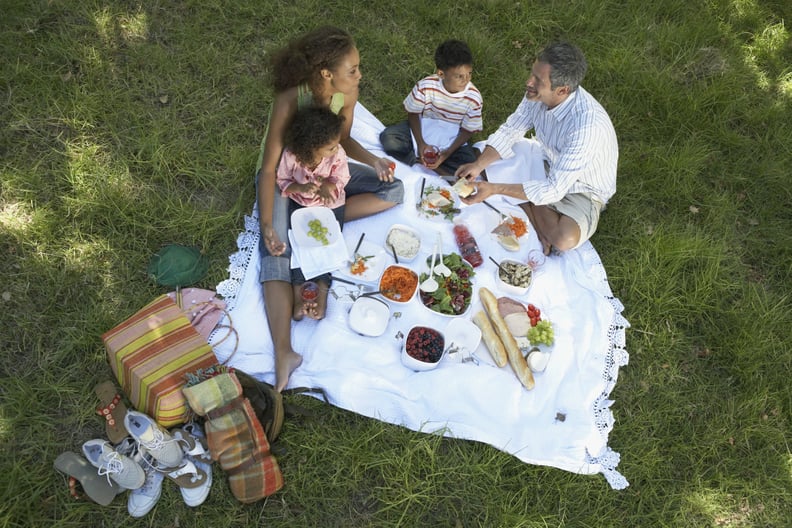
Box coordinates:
[102,294,218,427]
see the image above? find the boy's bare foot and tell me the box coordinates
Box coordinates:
[275,348,303,392]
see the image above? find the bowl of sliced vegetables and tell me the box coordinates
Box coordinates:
[417,253,475,317]
[378,265,418,305]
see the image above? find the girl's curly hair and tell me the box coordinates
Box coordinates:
[269,27,356,92]
[285,106,344,167]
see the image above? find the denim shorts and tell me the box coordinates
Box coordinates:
[258,163,404,283]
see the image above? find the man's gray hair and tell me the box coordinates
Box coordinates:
[537,41,588,92]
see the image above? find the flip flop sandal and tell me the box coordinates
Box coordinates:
[171,426,211,462]
[95,381,129,444]
[54,451,124,506]
[156,458,208,489]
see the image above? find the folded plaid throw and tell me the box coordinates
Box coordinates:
[182,372,283,502]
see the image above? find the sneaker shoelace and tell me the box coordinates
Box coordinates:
[97,451,126,484]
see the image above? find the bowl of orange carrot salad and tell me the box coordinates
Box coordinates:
[378,265,419,305]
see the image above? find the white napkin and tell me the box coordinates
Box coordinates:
[288,230,350,279]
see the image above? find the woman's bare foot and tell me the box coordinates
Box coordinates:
[275,348,303,392]
[292,284,306,321]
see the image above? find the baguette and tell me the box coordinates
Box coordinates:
[472,310,508,367]
[479,287,535,390]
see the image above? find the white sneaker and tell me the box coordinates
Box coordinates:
[180,453,212,507]
[115,437,164,518]
[127,454,164,517]
[82,439,145,490]
[124,410,183,467]
[171,422,212,507]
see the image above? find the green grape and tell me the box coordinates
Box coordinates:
[527,319,554,346]
[307,219,330,245]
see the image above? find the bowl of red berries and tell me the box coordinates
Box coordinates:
[401,325,446,371]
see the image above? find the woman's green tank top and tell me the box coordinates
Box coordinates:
[255,84,345,173]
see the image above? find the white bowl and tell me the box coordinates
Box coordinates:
[443,318,482,363]
[348,296,390,337]
[401,325,445,371]
[494,258,532,296]
[378,264,418,305]
[385,224,421,262]
[417,254,475,317]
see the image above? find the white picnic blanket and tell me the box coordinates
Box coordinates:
[212,103,630,489]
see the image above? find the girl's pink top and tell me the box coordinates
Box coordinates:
[277,146,350,209]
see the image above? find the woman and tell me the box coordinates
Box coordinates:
[256,27,404,391]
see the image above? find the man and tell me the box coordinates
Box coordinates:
[455,41,618,255]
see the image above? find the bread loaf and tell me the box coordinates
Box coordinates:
[472,310,507,367]
[479,287,535,390]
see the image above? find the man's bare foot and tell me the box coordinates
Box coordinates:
[275,348,303,392]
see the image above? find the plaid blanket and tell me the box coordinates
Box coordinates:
[182,372,283,502]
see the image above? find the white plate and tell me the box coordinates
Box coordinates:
[334,239,388,285]
[485,203,530,238]
[417,184,461,222]
[291,207,342,248]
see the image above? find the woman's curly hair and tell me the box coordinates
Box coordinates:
[269,27,356,92]
[285,106,344,167]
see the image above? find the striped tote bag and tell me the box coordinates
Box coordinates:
[102,294,218,427]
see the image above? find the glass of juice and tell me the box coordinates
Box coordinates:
[300,281,319,302]
[422,145,440,165]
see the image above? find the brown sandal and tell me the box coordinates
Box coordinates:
[95,381,129,444]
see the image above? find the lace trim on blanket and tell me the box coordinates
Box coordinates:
[216,206,260,311]
[577,243,630,489]
[214,205,630,489]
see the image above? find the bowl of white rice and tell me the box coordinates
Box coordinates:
[385,224,421,262]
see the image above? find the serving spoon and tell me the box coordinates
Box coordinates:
[433,233,451,277]
[419,243,439,293]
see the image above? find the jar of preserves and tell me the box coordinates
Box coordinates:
[452,224,483,267]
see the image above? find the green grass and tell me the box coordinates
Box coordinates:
[2,0,792,526]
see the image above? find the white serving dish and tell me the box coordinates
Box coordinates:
[347,296,390,337]
[334,239,388,285]
[378,264,418,305]
[385,224,421,262]
[443,318,483,363]
[416,254,474,317]
[291,207,342,248]
[401,325,446,371]
[494,258,532,296]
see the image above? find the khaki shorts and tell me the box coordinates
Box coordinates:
[547,193,604,248]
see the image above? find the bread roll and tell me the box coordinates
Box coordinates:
[479,287,535,390]
[452,178,475,198]
[472,310,507,368]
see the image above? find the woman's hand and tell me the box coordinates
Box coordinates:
[373,157,395,182]
[262,223,287,256]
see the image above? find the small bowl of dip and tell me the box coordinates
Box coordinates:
[385,224,421,262]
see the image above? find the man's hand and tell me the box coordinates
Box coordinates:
[461,180,496,205]
[262,223,286,256]
[455,161,484,181]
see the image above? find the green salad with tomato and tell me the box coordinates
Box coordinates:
[418,253,475,316]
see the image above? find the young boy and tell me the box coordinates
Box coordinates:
[380,39,483,176]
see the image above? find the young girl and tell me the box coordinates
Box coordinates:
[277,106,350,321]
